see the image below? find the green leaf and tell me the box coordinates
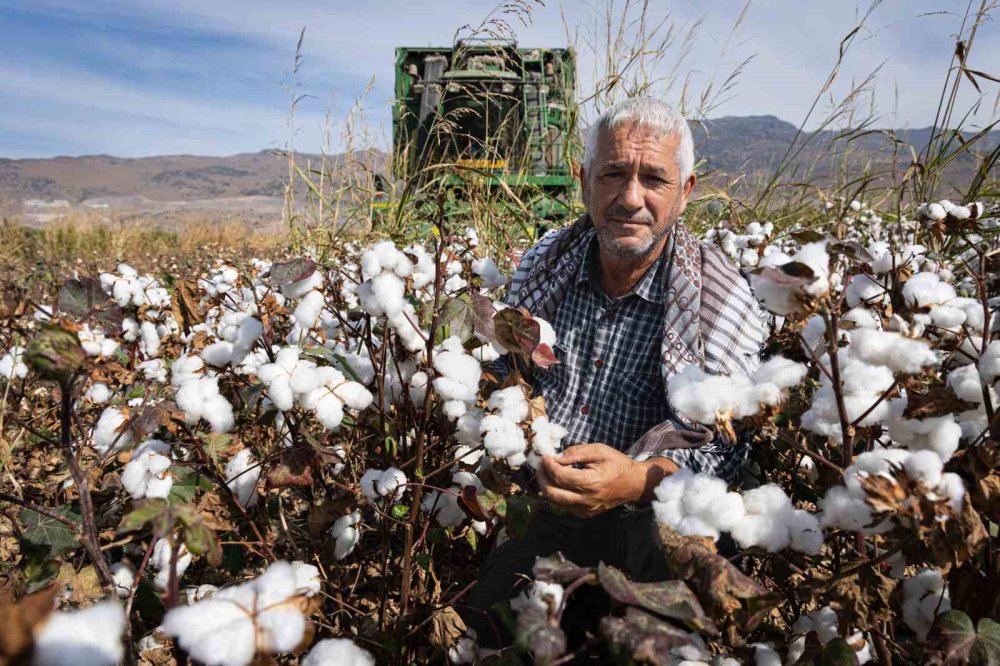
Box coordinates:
[817,638,860,666]
[118,498,170,534]
[167,466,215,505]
[22,556,62,593]
[391,504,410,520]
[478,490,507,518]
[598,562,718,636]
[183,521,223,567]
[505,494,536,540]
[19,505,80,557]
[930,610,1000,666]
[199,432,234,468]
[440,293,494,343]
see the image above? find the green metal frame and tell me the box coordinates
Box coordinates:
[389,41,579,221]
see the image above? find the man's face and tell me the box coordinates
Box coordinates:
[581,123,696,261]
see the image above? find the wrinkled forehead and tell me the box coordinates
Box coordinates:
[593,122,679,169]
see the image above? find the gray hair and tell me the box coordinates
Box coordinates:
[583,97,695,183]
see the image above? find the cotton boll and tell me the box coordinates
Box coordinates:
[480,415,527,459]
[333,381,374,411]
[472,257,507,289]
[487,386,529,422]
[846,274,888,307]
[653,468,695,503]
[902,272,957,309]
[226,449,261,508]
[787,510,823,555]
[121,439,173,499]
[818,486,873,530]
[742,484,794,520]
[681,474,728,517]
[902,569,950,640]
[140,320,161,358]
[152,540,192,590]
[978,342,1000,385]
[903,450,943,487]
[702,491,746,533]
[301,638,376,666]
[377,467,407,501]
[92,407,133,454]
[752,643,782,666]
[161,593,257,666]
[510,581,564,615]
[676,515,720,540]
[111,562,135,599]
[330,511,362,560]
[32,601,125,666]
[293,290,326,329]
[84,382,112,404]
[0,346,28,380]
[731,513,790,552]
[202,341,235,367]
[933,473,965,514]
[653,498,685,527]
[535,317,557,348]
[842,307,880,330]
[171,354,205,387]
[847,328,938,375]
[887,409,961,461]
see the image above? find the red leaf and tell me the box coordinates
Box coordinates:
[531,343,560,369]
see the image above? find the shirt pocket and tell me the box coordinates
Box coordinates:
[606,369,672,445]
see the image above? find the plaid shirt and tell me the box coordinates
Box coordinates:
[499,218,767,480]
[530,234,674,453]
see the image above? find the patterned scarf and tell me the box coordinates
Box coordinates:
[506,214,768,458]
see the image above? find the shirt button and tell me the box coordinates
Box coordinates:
[580,405,590,415]
[594,359,603,368]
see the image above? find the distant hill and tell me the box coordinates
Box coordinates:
[1,116,996,225]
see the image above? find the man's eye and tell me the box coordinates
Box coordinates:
[601,171,623,179]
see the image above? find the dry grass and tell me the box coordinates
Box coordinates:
[2,214,290,280]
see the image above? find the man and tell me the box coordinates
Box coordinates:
[463,97,768,647]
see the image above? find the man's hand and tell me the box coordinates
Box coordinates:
[537,444,679,518]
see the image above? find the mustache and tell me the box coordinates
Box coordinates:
[605,205,655,225]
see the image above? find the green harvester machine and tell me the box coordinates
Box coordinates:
[372,40,579,233]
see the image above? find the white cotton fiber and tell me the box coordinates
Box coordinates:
[32,601,126,666]
[301,638,376,666]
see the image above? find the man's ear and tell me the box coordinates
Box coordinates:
[677,172,696,216]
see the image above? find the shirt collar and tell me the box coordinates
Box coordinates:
[575,232,669,304]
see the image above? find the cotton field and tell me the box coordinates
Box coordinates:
[0,197,999,665]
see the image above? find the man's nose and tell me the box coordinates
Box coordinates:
[618,175,645,211]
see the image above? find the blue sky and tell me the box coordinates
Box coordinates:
[1,0,997,158]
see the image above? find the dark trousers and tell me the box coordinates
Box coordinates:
[461,504,669,649]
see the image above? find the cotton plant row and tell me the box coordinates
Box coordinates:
[1,225,579,664]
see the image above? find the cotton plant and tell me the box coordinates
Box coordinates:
[751,242,832,316]
[331,510,362,560]
[667,355,807,436]
[359,466,408,504]
[817,448,966,533]
[121,438,173,499]
[422,470,487,534]
[161,560,322,666]
[652,470,823,554]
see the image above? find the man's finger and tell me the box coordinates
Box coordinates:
[555,443,615,465]
[537,465,586,507]
[541,455,595,492]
